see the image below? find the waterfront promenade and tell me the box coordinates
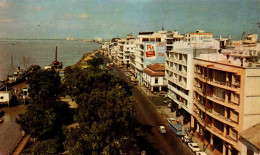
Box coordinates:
[0,105,27,154]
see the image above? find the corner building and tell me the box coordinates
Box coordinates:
[192,49,260,155]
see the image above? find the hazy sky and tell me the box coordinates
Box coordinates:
[0,0,259,39]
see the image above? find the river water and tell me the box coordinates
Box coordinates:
[0,40,100,80]
[0,40,100,154]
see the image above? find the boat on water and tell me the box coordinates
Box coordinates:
[167,117,186,136]
[51,46,63,69]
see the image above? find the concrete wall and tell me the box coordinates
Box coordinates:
[243,68,260,130]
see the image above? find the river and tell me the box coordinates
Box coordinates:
[0,40,101,80]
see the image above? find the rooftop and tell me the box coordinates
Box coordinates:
[239,123,260,149]
[144,63,165,77]
[147,63,165,71]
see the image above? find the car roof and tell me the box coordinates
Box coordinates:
[189,143,199,146]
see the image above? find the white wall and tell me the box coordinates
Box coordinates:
[0,91,11,104]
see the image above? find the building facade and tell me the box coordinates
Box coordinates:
[165,41,193,125]
[192,48,260,155]
[143,63,167,92]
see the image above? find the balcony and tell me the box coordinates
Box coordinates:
[179,71,187,77]
[208,111,237,127]
[167,41,173,45]
[195,74,237,92]
[206,126,238,147]
[193,113,238,147]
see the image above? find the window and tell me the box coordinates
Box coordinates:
[247,147,254,155]
[156,38,161,42]
[179,65,182,71]
[230,110,239,123]
[142,38,149,42]
[155,78,158,84]
[179,54,182,60]
[0,96,3,99]
[214,119,224,132]
[229,128,238,141]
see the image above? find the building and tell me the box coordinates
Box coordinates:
[239,123,260,155]
[0,91,12,106]
[143,63,167,92]
[134,30,167,84]
[123,35,136,67]
[165,41,193,125]
[192,46,260,154]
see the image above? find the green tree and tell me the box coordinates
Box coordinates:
[31,139,62,154]
[65,88,138,154]
[16,100,72,140]
[87,57,104,68]
[27,68,61,101]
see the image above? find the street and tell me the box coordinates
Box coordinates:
[101,54,192,155]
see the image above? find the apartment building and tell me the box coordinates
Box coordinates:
[165,30,219,126]
[134,30,167,84]
[123,36,136,67]
[165,41,193,125]
[108,38,120,60]
[116,39,126,66]
[192,47,260,155]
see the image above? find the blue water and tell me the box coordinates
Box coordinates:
[0,40,100,80]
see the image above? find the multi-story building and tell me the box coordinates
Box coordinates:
[192,47,260,155]
[108,38,120,60]
[165,30,219,126]
[143,63,167,92]
[116,39,126,66]
[165,41,193,125]
[123,35,136,67]
[134,30,167,84]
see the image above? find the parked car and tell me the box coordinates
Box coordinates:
[188,143,200,152]
[182,135,191,143]
[196,152,207,155]
[158,126,166,134]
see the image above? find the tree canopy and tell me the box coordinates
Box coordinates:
[27,68,61,101]
[16,99,72,140]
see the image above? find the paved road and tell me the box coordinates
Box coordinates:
[100,55,192,155]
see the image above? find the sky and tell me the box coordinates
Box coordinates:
[0,0,259,40]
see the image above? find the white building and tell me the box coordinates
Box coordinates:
[143,63,167,92]
[116,39,126,66]
[165,41,194,125]
[123,36,136,67]
[134,31,167,84]
[0,91,12,106]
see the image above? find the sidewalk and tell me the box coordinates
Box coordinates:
[136,84,213,155]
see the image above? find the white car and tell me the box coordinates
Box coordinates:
[196,152,207,155]
[182,135,191,143]
[158,126,166,134]
[188,143,200,152]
